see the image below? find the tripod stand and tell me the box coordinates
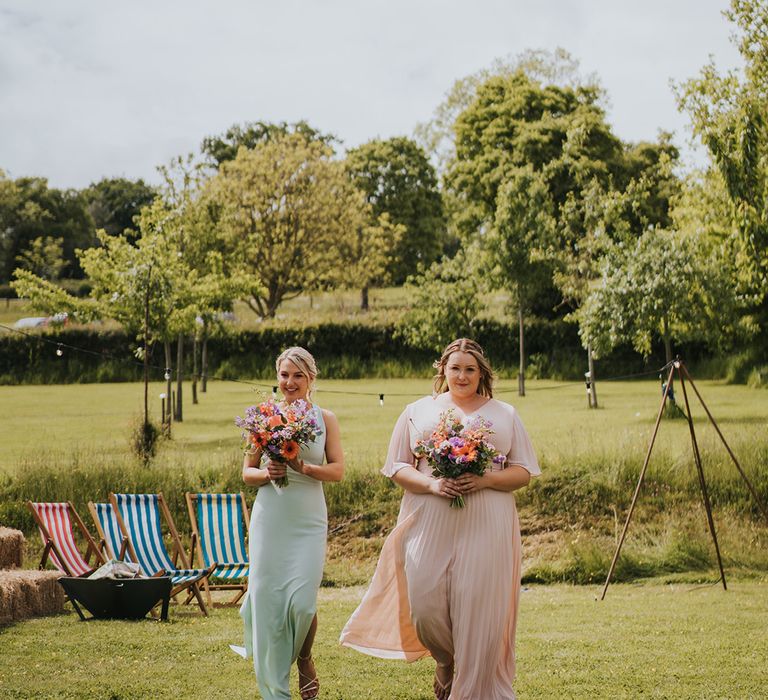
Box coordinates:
[600,359,768,600]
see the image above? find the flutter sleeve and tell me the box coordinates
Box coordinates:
[505,409,541,477]
[380,407,416,478]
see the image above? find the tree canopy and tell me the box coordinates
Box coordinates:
[206,132,367,318]
[345,137,445,284]
[201,120,337,167]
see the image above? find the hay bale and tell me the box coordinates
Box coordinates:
[0,527,25,570]
[0,570,65,625]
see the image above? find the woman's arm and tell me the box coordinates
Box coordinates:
[242,448,283,487]
[290,409,345,482]
[391,466,463,500]
[455,464,531,494]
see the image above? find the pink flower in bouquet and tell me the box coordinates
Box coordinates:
[414,409,505,508]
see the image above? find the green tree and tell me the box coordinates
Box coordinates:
[0,173,95,283]
[345,137,445,284]
[676,0,768,310]
[83,177,157,241]
[206,133,367,318]
[416,48,596,173]
[334,213,405,310]
[14,236,67,281]
[488,167,556,395]
[201,120,337,167]
[397,247,487,352]
[577,229,741,366]
[444,69,625,393]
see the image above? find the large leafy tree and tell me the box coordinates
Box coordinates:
[676,0,768,317]
[206,132,367,318]
[83,177,157,241]
[577,229,740,365]
[0,173,95,283]
[444,69,625,393]
[345,137,445,284]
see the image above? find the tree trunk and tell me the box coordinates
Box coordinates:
[587,344,598,409]
[192,333,199,405]
[361,286,369,311]
[164,341,172,437]
[663,325,673,365]
[175,333,183,422]
[201,323,208,393]
[517,300,526,397]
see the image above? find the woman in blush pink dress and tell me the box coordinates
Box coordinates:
[340,338,540,700]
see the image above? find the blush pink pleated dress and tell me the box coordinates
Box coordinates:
[340,395,540,700]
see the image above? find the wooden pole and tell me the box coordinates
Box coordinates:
[600,363,675,600]
[678,370,727,590]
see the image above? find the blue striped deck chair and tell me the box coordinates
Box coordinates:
[88,501,131,563]
[109,492,215,615]
[185,492,250,607]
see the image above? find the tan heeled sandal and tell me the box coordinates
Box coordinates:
[433,665,453,700]
[298,653,319,700]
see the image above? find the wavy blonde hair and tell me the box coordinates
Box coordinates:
[275,346,318,398]
[432,338,495,398]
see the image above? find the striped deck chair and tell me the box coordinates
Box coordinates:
[87,501,131,563]
[109,492,215,616]
[185,493,250,607]
[27,501,104,577]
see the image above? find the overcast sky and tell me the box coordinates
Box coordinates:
[0,0,743,190]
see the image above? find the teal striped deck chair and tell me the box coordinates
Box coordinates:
[185,493,250,607]
[88,501,132,563]
[109,492,215,615]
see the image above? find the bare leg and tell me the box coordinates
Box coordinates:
[297,614,319,700]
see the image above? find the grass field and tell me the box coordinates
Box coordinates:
[0,378,766,697]
[0,582,766,699]
[1,376,765,473]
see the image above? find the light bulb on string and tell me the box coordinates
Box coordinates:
[164,368,171,381]
[272,386,278,399]
[55,343,63,357]
[379,393,384,407]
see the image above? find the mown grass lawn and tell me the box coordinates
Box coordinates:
[0,582,766,699]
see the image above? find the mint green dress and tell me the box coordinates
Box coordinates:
[240,406,327,700]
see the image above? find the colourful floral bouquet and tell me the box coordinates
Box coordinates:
[235,398,323,487]
[413,409,505,508]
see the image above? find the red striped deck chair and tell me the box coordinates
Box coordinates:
[109,492,215,616]
[27,501,104,577]
[185,492,250,607]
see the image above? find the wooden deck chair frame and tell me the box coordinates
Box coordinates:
[87,501,131,562]
[185,492,250,607]
[108,491,214,616]
[26,501,104,577]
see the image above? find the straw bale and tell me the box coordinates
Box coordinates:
[0,527,25,569]
[0,570,65,625]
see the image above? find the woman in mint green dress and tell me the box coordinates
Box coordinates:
[241,347,345,700]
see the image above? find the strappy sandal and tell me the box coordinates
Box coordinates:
[298,653,320,700]
[433,664,453,700]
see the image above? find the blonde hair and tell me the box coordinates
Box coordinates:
[432,338,494,398]
[275,346,318,397]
